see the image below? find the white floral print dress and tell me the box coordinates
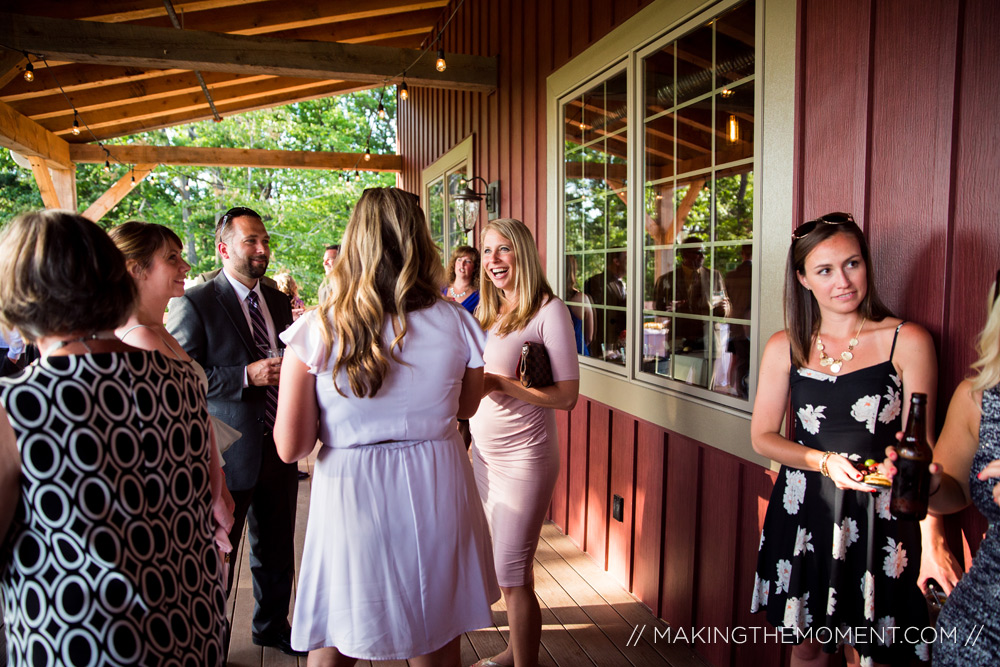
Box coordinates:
[752,324,930,665]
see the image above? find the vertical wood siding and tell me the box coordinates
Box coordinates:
[796,0,999,563]
[398,1,999,665]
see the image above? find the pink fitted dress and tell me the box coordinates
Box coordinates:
[469,298,580,587]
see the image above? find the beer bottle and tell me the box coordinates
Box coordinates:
[890,393,932,520]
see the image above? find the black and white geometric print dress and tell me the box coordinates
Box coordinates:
[752,325,930,665]
[0,351,226,666]
[933,385,1000,665]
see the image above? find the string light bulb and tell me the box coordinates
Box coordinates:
[130,171,136,186]
[728,114,740,143]
[363,147,371,162]
[23,60,34,82]
[104,159,111,173]
[377,101,387,120]
[435,49,447,72]
[72,112,80,136]
[399,80,409,101]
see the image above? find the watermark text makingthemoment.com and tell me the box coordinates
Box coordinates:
[624,624,984,648]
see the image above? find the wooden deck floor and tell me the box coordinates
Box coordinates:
[224,452,710,667]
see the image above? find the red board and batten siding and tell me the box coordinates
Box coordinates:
[399,0,1000,665]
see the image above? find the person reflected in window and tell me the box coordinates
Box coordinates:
[725,243,753,397]
[565,256,593,356]
[584,251,626,360]
[653,235,730,353]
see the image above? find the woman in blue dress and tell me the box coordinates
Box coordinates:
[444,245,481,315]
[750,213,950,666]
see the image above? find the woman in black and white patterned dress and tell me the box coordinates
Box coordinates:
[0,211,227,666]
[749,213,958,667]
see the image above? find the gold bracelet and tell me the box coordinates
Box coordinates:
[819,451,833,478]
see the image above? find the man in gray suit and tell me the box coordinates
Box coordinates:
[166,207,303,657]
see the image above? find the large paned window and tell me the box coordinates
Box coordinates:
[564,70,629,364]
[559,0,756,406]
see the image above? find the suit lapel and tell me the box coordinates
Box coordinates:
[212,272,258,357]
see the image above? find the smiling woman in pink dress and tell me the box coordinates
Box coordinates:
[470,218,580,667]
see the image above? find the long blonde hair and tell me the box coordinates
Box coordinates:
[971,280,1000,393]
[318,188,443,397]
[477,218,554,335]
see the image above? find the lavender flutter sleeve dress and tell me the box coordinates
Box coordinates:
[281,302,500,660]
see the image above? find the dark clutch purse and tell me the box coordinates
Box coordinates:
[516,341,554,388]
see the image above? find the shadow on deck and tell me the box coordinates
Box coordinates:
[224,451,710,667]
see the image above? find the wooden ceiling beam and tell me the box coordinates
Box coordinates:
[0,64,190,102]
[41,77,355,136]
[27,155,61,208]
[0,100,71,168]
[82,163,158,222]
[9,1,250,23]
[1,12,497,92]
[16,72,275,120]
[125,0,449,36]
[69,81,374,142]
[266,8,439,43]
[70,144,401,172]
[0,51,26,90]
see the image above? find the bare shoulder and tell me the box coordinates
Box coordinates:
[763,329,791,355]
[119,325,160,350]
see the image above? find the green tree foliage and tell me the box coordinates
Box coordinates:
[1,88,398,305]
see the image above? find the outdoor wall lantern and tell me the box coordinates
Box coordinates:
[452,176,500,233]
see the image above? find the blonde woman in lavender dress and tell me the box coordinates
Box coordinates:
[274,188,498,666]
[470,218,580,667]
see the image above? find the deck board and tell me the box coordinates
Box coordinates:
[224,449,703,667]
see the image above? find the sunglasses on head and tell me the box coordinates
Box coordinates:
[792,212,856,240]
[217,206,261,236]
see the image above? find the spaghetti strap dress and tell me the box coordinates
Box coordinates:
[752,323,931,664]
[932,386,1000,665]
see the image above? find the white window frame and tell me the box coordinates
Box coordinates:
[421,135,474,261]
[546,0,796,463]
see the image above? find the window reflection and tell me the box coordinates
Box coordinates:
[559,0,756,402]
[562,70,629,366]
[640,0,755,398]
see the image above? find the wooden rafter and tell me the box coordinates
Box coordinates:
[0,100,71,167]
[82,163,158,222]
[124,0,450,36]
[70,144,401,172]
[27,155,60,208]
[64,81,373,143]
[0,12,497,92]
[43,77,352,134]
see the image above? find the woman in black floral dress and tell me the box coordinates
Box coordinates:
[750,213,956,667]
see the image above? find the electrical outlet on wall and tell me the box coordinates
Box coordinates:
[612,494,624,522]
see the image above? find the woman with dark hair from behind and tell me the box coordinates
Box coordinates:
[470,218,580,667]
[274,188,498,666]
[0,211,227,665]
[749,212,957,666]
